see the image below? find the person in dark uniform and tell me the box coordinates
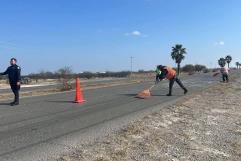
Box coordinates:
[155,65,188,96]
[0,58,21,106]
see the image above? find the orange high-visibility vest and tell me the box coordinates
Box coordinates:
[164,66,176,79]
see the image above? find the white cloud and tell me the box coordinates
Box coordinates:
[132,31,141,36]
[125,30,145,37]
[214,41,225,46]
[125,30,142,36]
[219,41,224,45]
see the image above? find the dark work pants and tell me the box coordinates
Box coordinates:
[222,73,229,82]
[168,76,187,95]
[10,84,20,103]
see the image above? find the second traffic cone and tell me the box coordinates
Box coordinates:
[74,78,86,104]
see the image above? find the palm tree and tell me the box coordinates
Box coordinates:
[225,55,232,68]
[236,62,239,69]
[171,44,187,76]
[218,58,226,67]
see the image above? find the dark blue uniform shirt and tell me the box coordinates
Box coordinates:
[1,65,21,85]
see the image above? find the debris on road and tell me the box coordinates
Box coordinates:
[136,89,151,99]
[136,85,155,99]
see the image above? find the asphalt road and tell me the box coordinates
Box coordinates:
[0,73,220,161]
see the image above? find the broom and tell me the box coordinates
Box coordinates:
[213,72,220,77]
[136,84,156,99]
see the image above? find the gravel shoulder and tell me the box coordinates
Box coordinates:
[59,76,241,161]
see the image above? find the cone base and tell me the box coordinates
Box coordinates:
[74,100,86,104]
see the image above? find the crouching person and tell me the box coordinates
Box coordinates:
[155,65,188,96]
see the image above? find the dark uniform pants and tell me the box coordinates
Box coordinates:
[169,76,187,95]
[10,84,20,103]
[222,73,229,82]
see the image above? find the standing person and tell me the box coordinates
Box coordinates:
[155,65,188,96]
[220,66,229,83]
[0,58,21,106]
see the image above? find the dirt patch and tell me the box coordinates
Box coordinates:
[58,78,241,161]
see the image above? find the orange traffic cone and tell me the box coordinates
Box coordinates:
[74,78,86,104]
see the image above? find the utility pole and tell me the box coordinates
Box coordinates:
[130,56,134,78]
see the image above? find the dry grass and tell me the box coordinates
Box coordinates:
[58,77,241,161]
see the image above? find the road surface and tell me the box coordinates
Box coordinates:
[0,73,220,161]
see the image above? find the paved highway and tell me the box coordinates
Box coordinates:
[0,73,220,161]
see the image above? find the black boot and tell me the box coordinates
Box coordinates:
[184,89,188,95]
[15,97,19,106]
[10,102,19,106]
[10,92,19,106]
[10,101,15,106]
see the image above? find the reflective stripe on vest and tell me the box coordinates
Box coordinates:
[164,66,176,79]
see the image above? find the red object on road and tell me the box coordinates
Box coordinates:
[136,89,151,99]
[136,85,155,99]
[74,78,86,104]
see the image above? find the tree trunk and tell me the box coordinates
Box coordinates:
[228,63,230,68]
[177,63,180,76]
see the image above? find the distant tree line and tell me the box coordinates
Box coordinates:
[181,64,207,73]
[27,67,131,79]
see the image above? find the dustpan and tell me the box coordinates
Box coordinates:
[136,85,155,99]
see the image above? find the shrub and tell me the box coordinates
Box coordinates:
[182,64,195,73]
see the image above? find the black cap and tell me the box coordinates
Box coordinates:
[157,65,164,69]
[10,58,17,62]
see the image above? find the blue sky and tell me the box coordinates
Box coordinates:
[0,0,241,74]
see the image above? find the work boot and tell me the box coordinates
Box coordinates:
[166,93,172,96]
[184,89,188,95]
[10,102,19,106]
